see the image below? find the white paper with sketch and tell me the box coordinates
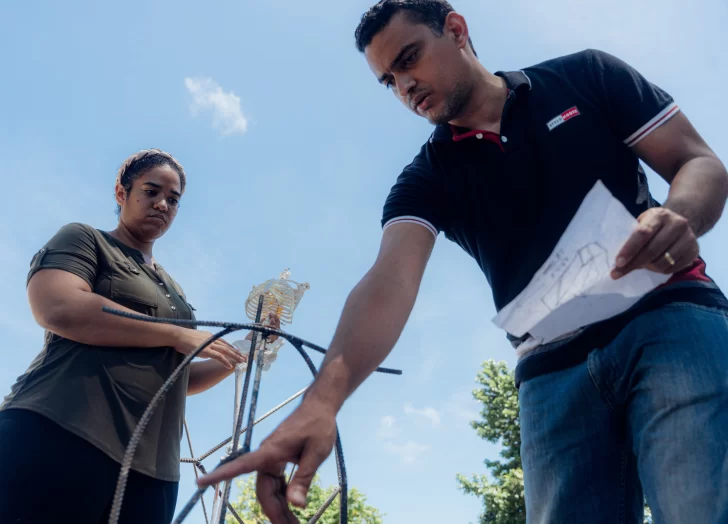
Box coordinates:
[493,180,670,344]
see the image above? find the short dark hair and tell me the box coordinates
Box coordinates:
[115,149,186,216]
[354,0,476,56]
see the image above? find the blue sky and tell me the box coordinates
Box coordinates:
[1,0,726,522]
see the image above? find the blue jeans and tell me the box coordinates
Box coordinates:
[519,303,728,523]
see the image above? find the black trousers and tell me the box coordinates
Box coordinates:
[0,408,179,524]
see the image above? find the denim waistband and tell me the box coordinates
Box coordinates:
[514,281,728,388]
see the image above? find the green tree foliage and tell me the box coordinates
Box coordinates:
[456,360,525,524]
[227,474,384,524]
[458,360,651,523]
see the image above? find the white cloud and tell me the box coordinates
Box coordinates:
[376,415,429,463]
[184,77,248,136]
[443,391,480,425]
[383,440,430,464]
[376,415,401,440]
[403,402,441,427]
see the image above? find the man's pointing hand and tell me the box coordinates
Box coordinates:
[197,398,337,523]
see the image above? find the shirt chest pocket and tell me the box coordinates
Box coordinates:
[109,260,159,313]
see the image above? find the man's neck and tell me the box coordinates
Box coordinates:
[449,69,508,133]
[109,223,155,265]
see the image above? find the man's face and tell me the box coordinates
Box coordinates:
[365,12,473,125]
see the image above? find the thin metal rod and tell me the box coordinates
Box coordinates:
[230,295,264,452]
[195,463,244,524]
[291,342,348,524]
[172,449,244,524]
[184,420,209,524]
[101,307,402,375]
[308,486,341,524]
[180,386,308,463]
[218,295,265,524]
[209,479,225,524]
[210,361,245,520]
[333,431,348,524]
[232,366,245,448]
[242,339,267,453]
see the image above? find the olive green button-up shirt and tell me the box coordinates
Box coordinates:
[0,222,196,482]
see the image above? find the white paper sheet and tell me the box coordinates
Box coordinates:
[493,180,669,344]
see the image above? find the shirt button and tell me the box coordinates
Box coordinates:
[476,133,483,139]
[171,306,176,311]
[158,282,164,286]
[501,136,508,143]
[165,294,171,298]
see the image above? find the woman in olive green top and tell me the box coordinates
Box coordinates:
[0,149,276,523]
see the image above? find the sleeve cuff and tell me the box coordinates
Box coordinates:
[382,215,438,238]
[623,102,680,147]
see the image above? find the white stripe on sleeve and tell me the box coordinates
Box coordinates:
[383,216,438,238]
[623,102,680,147]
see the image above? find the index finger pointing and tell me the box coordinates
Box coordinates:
[197,449,268,487]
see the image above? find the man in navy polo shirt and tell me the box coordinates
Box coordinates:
[200,1,728,522]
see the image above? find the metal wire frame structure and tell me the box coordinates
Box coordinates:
[101,303,402,524]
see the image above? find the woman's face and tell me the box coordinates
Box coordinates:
[116,164,183,241]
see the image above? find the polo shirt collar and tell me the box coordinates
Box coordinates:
[431,69,532,143]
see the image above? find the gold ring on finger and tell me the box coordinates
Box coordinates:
[664,252,676,266]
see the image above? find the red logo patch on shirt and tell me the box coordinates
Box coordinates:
[547,106,581,131]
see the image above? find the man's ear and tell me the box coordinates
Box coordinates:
[444,12,470,50]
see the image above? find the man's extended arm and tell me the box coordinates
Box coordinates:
[196,223,435,521]
[303,222,434,412]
